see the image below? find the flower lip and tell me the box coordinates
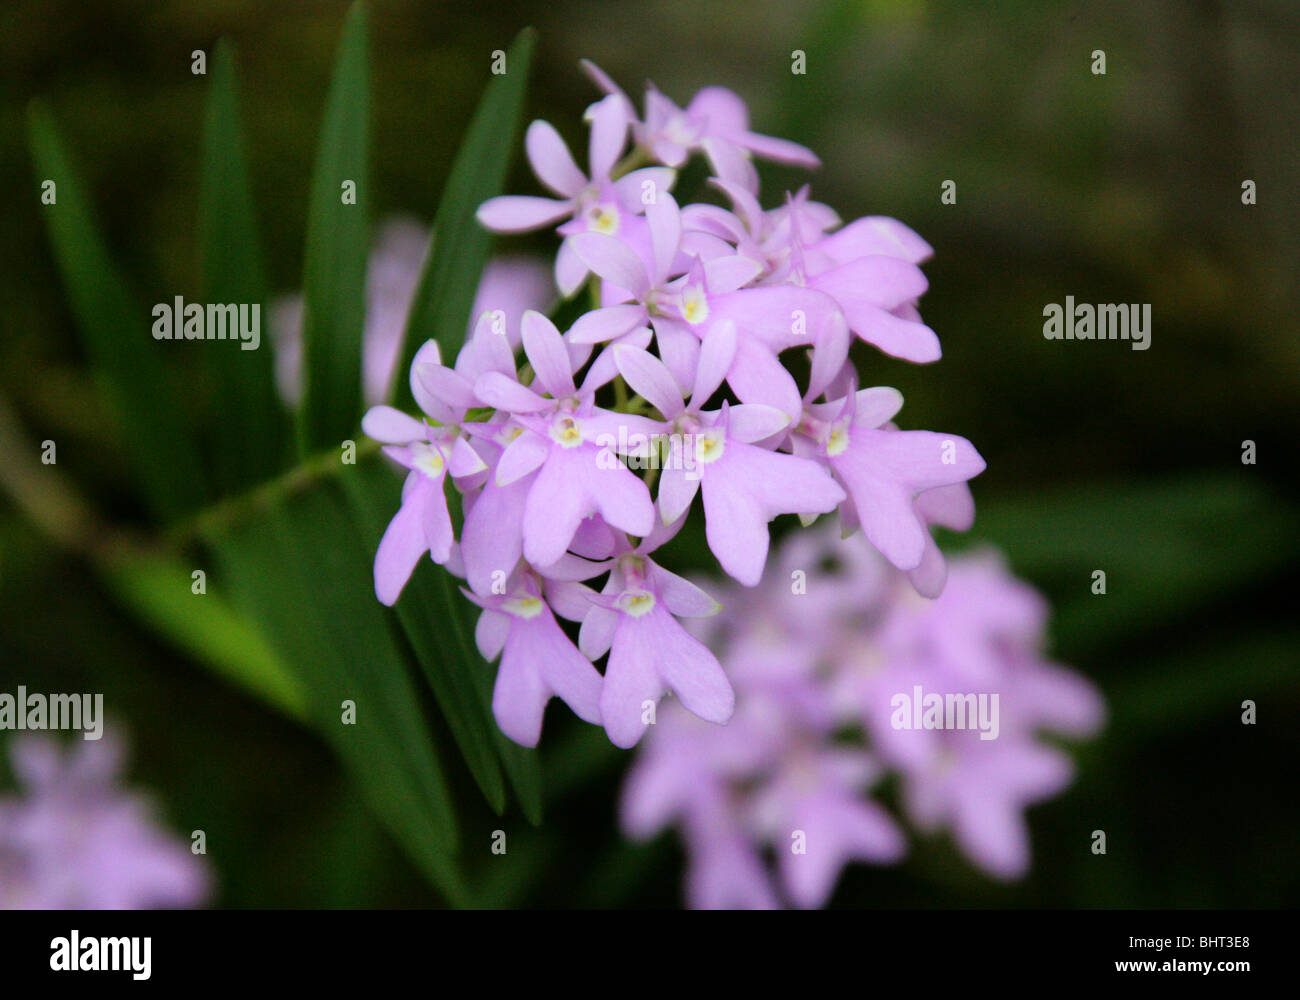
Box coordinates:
[618,588,657,617]
[694,428,726,465]
[825,423,850,457]
[504,594,546,619]
[412,441,446,478]
[575,185,620,234]
[677,284,710,326]
[549,414,585,448]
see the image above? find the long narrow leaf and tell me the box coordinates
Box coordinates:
[297,2,370,452]
[343,461,508,814]
[27,103,206,522]
[203,485,468,903]
[199,39,289,490]
[97,542,308,721]
[391,27,536,407]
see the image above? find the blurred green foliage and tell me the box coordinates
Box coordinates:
[1,0,1296,907]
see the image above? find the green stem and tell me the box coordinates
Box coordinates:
[166,437,382,546]
[609,145,650,180]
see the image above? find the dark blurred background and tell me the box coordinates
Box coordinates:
[1,0,1297,907]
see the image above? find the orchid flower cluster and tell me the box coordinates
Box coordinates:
[363,64,986,750]
[622,528,1106,908]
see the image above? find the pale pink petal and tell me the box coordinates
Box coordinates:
[535,616,604,727]
[700,470,770,586]
[915,482,976,531]
[690,319,737,406]
[654,609,734,724]
[687,85,749,134]
[461,474,530,595]
[906,533,948,599]
[612,167,676,212]
[492,627,554,747]
[651,563,722,618]
[477,195,573,233]
[727,336,803,420]
[614,345,685,418]
[657,463,700,526]
[815,216,934,266]
[645,192,682,286]
[522,446,653,567]
[567,304,647,345]
[587,94,628,181]
[473,371,549,413]
[475,609,510,660]
[840,301,942,363]
[525,119,587,198]
[362,405,425,444]
[520,311,576,397]
[555,238,589,297]
[448,435,487,478]
[415,362,478,411]
[712,286,840,351]
[728,444,844,518]
[725,403,790,444]
[814,255,928,311]
[871,430,986,492]
[571,232,650,298]
[853,387,906,429]
[578,603,619,659]
[738,130,820,168]
[702,136,758,193]
[652,318,702,393]
[703,254,763,293]
[373,482,433,605]
[495,429,549,485]
[579,327,652,392]
[421,477,454,563]
[601,618,667,747]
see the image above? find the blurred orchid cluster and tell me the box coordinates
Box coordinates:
[359,63,991,752]
[622,527,1105,908]
[0,734,210,909]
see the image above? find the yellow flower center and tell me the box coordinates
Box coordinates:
[679,285,709,326]
[413,443,445,478]
[505,596,544,619]
[620,590,656,617]
[550,416,584,449]
[587,204,620,235]
[695,430,725,465]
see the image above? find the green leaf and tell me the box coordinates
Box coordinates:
[343,462,507,814]
[27,103,206,522]
[297,2,370,452]
[96,542,308,722]
[199,39,289,491]
[345,460,545,823]
[202,477,469,904]
[391,27,537,407]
